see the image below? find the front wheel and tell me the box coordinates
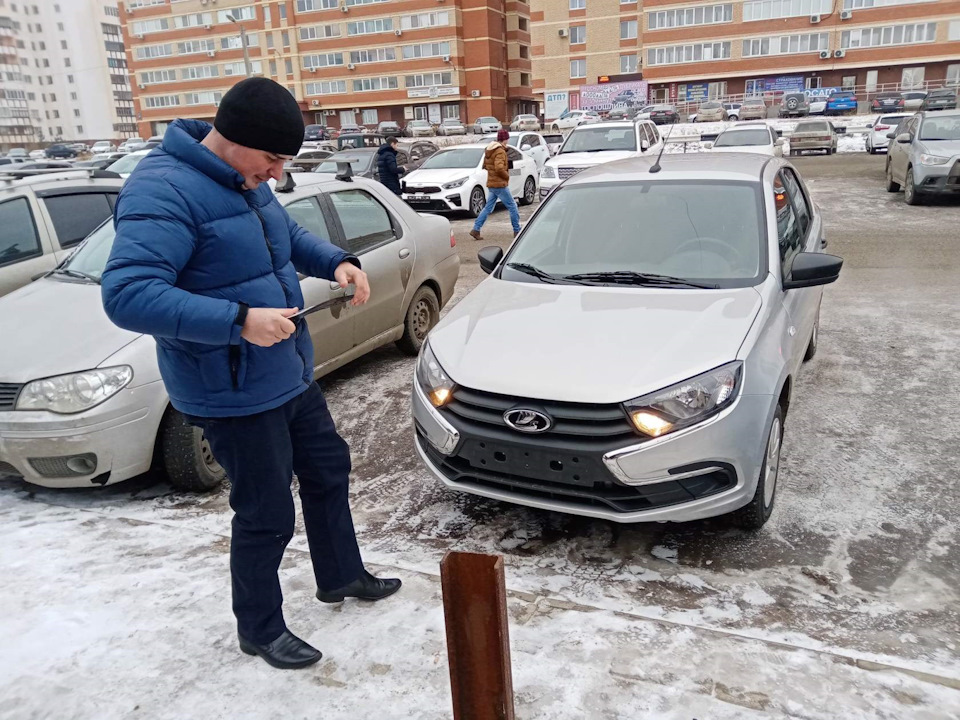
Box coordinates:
[396,285,439,356]
[904,167,923,205]
[468,186,486,218]
[732,405,783,530]
[159,410,226,493]
[519,176,536,206]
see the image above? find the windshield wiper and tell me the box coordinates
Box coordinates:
[51,268,100,284]
[562,271,719,289]
[503,262,565,284]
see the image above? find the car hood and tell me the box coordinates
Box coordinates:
[404,167,476,185]
[549,150,637,167]
[0,278,141,383]
[919,139,960,156]
[428,278,762,404]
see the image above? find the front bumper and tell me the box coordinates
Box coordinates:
[403,187,467,212]
[0,381,168,488]
[913,160,960,194]
[412,380,774,523]
[538,176,560,199]
[790,139,832,151]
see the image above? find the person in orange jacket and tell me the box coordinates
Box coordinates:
[469,129,521,240]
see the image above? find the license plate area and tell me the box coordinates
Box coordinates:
[458,439,602,487]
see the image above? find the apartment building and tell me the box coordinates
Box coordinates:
[123,0,536,138]
[0,0,135,148]
[530,0,645,118]
[641,0,960,103]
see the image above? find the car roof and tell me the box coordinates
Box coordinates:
[920,108,960,117]
[435,142,488,150]
[721,123,771,130]
[928,89,957,95]
[0,170,124,193]
[566,153,772,186]
[574,120,635,129]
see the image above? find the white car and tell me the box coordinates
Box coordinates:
[401,142,539,217]
[437,118,467,136]
[91,141,116,153]
[118,138,146,152]
[866,113,913,154]
[28,149,47,159]
[0,176,459,490]
[549,109,601,131]
[901,91,927,111]
[106,149,151,179]
[705,124,784,157]
[482,131,551,170]
[510,115,541,132]
[808,98,827,115]
[473,117,502,134]
[538,121,663,199]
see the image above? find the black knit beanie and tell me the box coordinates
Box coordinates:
[214,77,304,156]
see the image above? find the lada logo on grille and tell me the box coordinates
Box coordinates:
[503,409,552,434]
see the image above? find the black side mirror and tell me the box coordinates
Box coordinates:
[784,252,843,290]
[478,246,504,275]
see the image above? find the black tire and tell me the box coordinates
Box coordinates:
[885,160,900,192]
[733,405,784,530]
[803,309,819,362]
[468,186,486,218]
[904,167,923,205]
[396,285,440,356]
[159,410,226,492]
[519,176,536,206]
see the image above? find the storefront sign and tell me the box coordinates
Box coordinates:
[578,80,649,111]
[805,86,841,99]
[545,91,570,119]
[764,75,806,93]
[406,86,458,99]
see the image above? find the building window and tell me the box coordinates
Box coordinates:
[949,19,960,40]
[362,109,378,124]
[279,3,287,19]
[299,24,340,40]
[223,60,262,75]
[405,71,453,87]
[136,43,173,60]
[519,17,529,31]
[296,0,338,10]
[345,0,389,5]
[185,91,223,106]
[744,0,833,21]
[73,109,80,117]
[141,69,177,84]
[264,5,271,22]
[570,59,586,78]
[348,18,393,35]
[648,4,732,30]
[66,74,73,84]
[285,59,293,74]
[144,95,181,108]
[217,6,255,23]
[742,32,830,57]
[222,33,258,50]
[105,6,119,17]
[620,54,637,73]
[305,80,347,95]
[840,22,937,48]
[174,13,213,29]
[401,11,450,29]
[946,64,959,87]
[402,41,450,59]
[843,0,936,8]
[267,34,274,49]
[178,39,216,55]
[350,47,396,63]
[620,20,637,39]
[570,25,585,44]
[647,41,731,66]
[64,58,70,67]
[303,52,344,68]
[181,65,219,80]
[352,76,398,92]
[269,59,278,75]
[70,92,77,100]
[131,18,170,35]
[570,0,586,9]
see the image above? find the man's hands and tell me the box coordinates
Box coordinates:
[334,261,370,306]
[241,307,298,347]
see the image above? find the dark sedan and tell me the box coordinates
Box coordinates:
[871,92,905,113]
[648,105,679,125]
[44,144,78,159]
[304,124,331,141]
[920,89,958,112]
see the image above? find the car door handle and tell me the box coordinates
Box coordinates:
[329,280,344,291]
[399,248,411,259]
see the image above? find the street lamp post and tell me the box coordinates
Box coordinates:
[227,14,252,78]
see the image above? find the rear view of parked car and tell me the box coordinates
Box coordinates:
[648,105,679,125]
[826,92,858,116]
[901,91,928,111]
[739,98,768,121]
[921,89,958,112]
[866,114,912,154]
[438,118,467,136]
[696,101,727,123]
[788,120,838,156]
[871,92,904,113]
[778,93,810,118]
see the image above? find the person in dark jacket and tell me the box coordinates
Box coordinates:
[100,78,400,671]
[376,136,404,195]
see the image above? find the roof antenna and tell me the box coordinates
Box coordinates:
[648,116,677,174]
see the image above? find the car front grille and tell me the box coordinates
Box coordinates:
[405,185,442,194]
[558,166,588,180]
[0,461,23,478]
[0,383,22,410]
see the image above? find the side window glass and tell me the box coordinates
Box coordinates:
[329,189,395,254]
[396,151,409,165]
[408,147,422,161]
[648,123,660,144]
[42,192,113,248]
[0,197,42,266]
[285,196,332,243]
[782,169,811,237]
[506,146,523,162]
[775,173,803,283]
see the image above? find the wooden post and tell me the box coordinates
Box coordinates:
[440,551,515,720]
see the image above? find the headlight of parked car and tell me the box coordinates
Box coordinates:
[416,343,455,408]
[541,165,557,179]
[16,366,134,414]
[623,361,742,438]
[919,154,949,166]
[442,177,468,190]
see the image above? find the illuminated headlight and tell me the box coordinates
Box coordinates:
[623,361,742,438]
[416,343,456,408]
[919,154,949,166]
[16,366,134,414]
[442,177,468,190]
[540,165,557,179]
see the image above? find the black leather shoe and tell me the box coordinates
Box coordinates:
[316,569,402,603]
[238,630,322,669]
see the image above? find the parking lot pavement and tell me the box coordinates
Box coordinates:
[2,153,959,719]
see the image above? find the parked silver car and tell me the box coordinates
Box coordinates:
[413,153,841,528]
[0,176,460,490]
[788,120,838,156]
[437,118,467,136]
[885,109,960,205]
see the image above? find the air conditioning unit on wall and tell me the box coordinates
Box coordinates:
[840,9,853,19]
[558,28,568,38]
[395,29,402,36]
[810,14,821,24]
[471,90,481,98]
[819,50,831,59]
[834,49,846,58]
[311,99,319,106]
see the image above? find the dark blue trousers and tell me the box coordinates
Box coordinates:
[186,383,364,644]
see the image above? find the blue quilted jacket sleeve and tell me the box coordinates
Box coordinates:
[285,207,360,279]
[101,176,243,345]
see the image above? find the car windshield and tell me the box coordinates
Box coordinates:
[107,153,147,174]
[919,115,960,141]
[879,115,909,125]
[831,93,854,99]
[715,129,771,147]
[60,220,116,280]
[505,181,763,285]
[929,90,956,98]
[314,152,374,173]
[561,126,636,153]
[420,147,484,169]
[410,121,429,127]
[744,99,766,107]
[478,117,497,123]
[796,122,830,133]
[701,102,721,109]
[903,92,926,99]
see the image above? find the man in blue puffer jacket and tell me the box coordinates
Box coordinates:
[101,78,400,670]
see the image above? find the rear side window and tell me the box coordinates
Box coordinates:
[329,189,395,254]
[775,172,804,283]
[42,192,116,248]
[781,169,811,238]
[0,197,42,266]
[285,196,332,243]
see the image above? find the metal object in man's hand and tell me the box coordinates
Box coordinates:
[289,289,355,323]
